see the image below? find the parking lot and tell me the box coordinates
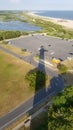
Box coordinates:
[9,34,73,60]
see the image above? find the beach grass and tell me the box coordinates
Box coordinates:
[23,12,73,39]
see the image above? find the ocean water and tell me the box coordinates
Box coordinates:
[0,20,41,31]
[35,11,73,20]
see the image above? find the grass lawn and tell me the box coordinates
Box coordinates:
[0,50,34,117]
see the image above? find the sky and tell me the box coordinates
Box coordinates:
[0,0,73,10]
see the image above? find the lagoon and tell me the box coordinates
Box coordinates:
[0,20,41,31]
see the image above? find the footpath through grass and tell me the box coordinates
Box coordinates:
[0,50,34,117]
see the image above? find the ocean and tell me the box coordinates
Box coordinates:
[35,11,73,20]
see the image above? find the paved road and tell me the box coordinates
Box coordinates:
[0,45,65,129]
[0,74,64,130]
[0,45,57,77]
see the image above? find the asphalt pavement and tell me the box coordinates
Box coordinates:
[0,74,64,130]
[0,45,65,130]
[0,45,57,77]
[9,35,73,60]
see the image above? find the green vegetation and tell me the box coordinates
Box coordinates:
[0,31,29,40]
[23,13,73,39]
[57,63,73,86]
[0,31,21,40]
[21,48,27,52]
[57,64,68,74]
[48,85,73,130]
[0,11,22,21]
[0,35,3,40]
[0,50,34,117]
[25,70,48,90]
[20,85,73,130]
[0,11,73,39]
[35,85,73,130]
[63,59,73,70]
[0,12,29,41]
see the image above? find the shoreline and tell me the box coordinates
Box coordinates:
[27,12,73,29]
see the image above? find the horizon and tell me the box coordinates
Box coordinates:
[0,10,73,11]
[0,0,73,10]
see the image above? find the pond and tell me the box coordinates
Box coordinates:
[0,20,41,31]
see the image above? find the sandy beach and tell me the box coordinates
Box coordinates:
[27,12,73,29]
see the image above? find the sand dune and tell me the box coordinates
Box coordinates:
[27,12,73,29]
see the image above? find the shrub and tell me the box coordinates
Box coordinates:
[21,48,27,52]
[25,70,47,90]
[57,64,68,74]
[0,35,3,40]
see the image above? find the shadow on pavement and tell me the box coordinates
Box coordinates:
[28,46,48,130]
[24,47,65,130]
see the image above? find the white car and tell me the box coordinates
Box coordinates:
[38,48,41,51]
[8,41,11,45]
